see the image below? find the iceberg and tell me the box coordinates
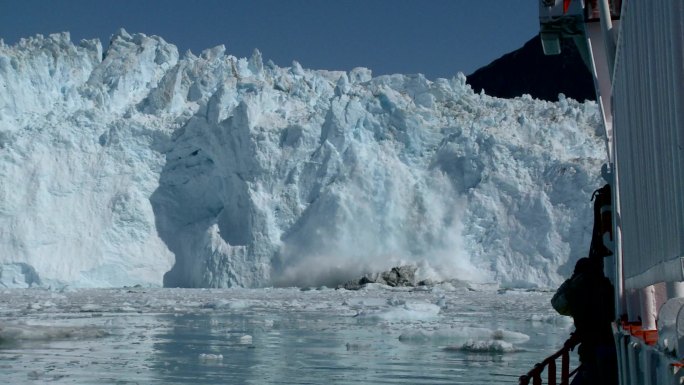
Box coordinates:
[0,30,606,288]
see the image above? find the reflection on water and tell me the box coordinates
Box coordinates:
[152,314,519,384]
[0,288,574,384]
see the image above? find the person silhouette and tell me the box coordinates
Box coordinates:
[552,257,617,385]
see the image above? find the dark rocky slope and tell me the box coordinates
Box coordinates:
[467,35,595,102]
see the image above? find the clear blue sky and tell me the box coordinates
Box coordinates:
[0,0,539,79]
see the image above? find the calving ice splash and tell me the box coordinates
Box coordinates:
[0,29,606,289]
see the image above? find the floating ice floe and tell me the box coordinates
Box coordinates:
[398,326,529,344]
[354,302,441,322]
[446,339,518,353]
[237,334,252,344]
[198,353,223,361]
[528,313,573,327]
[0,324,108,342]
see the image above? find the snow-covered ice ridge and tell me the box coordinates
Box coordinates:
[0,30,606,289]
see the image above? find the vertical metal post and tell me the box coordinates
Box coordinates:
[641,348,653,385]
[562,350,570,382]
[598,0,617,76]
[640,285,657,330]
[548,359,557,385]
[533,373,542,385]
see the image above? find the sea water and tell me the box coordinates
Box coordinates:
[0,286,575,384]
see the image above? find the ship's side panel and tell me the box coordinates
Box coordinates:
[615,0,684,289]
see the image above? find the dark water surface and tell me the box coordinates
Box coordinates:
[0,287,575,384]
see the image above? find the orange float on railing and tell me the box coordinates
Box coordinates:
[620,320,658,346]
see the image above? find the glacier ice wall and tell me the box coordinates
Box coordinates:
[0,30,607,288]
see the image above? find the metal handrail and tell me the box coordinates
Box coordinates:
[519,334,581,385]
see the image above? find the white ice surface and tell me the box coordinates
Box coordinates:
[0,30,606,288]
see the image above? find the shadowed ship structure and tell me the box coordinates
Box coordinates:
[522,1,684,384]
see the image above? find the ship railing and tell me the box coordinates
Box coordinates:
[518,334,580,385]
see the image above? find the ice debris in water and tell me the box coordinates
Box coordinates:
[0,324,108,341]
[491,328,530,343]
[237,334,252,344]
[354,302,441,321]
[398,326,529,344]
[448,339,517,353]
[529,313,573,326]
[199,353,223,361]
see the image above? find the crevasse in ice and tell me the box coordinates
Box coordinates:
[0,30,606,289]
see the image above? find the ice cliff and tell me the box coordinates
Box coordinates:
[0,30,607,289]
